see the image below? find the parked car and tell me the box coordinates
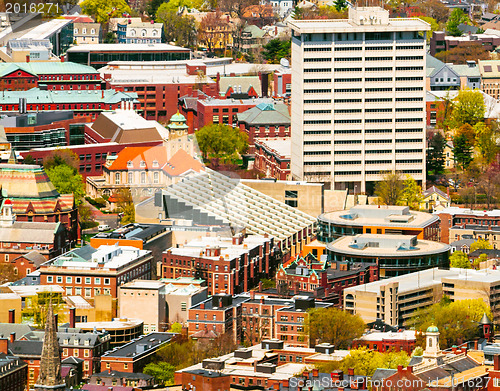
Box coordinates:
[98,224,111,232]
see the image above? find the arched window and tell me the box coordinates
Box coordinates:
[141,29,147,37]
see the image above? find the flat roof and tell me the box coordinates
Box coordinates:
[120,280,165,290]
[358,330,416,342]
[435,207,500,218]
[102,332,176,357]
[66,43,190,52]
[328,234,450,257]
[344,267,500,295]
[8,285,64,296]
[255,138,291,159]
[321,205,438,229]
[21,19,72,39]
[77,318,143,330]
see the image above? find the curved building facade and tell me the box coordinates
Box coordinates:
[327,234,450,278]
[318,205,440,244]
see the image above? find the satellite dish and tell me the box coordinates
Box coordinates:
[280,58,290,68]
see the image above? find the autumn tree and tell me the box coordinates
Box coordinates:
[474,122,498,168]
[417,16,439,42]
[0,263,18,284]
[435,42,491,64]
[418,0,449,23]
[451,89,485,128]
[411,298,492,348]
[470,239,492,254]
[375,171,404,206]
[449,251,470,269]
[479,162,500,209]
[115,188,135,225]
[197,10,227,53]
[218,0,259,18]
[401,175,423,210]
[305,307,365,349]
[293,5,347,20]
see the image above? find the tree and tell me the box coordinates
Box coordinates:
[157,4,197,48]
[293,5,347,20]
[473,253,488,268]
[43,149,79,171]
[427,131,446,177]
[143,362,176,386]
[195,124,248,165]
[262,39,291,64]
[115,189,135,225]
[0,263,18,284]
[305,307,365,349]
[333,0,347,12]
[197,10,228,53]
[417,16,439,43]
[451,89,485,128]
[474,122,498,168]
[23,154,36,165]
[470,239,492,254]
[411,298,492,348]
[316,348,410,376]
[169,322,183,333]
[449,251,470,269]
[80,0,131,24]
[446,8,470,36]
[479,162,500,209]
[418,0,449,23]
[147,0,167,17]
[375,171,404,206]
[452,133,473,171]
[45,165,85,206]
[401,175,423,210]
[435,42,491,64]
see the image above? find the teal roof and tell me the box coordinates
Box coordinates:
[243,24,266,39]
[0,62,98,76]
[0,88,138,104]
[256,103,275,111]
[426,325,439,333]
[237,102,290,125]
[170,112,186,122]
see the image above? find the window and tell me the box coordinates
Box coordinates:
[47,276,53,283]
[128,172,133,184]
[95,277,101,284]
[154,172,159,184]
[66,277,72,283]
[85,277,91,284]
[141,172,146,184]
[85,288,91,297]
[115,172,120,184]
[76,277,82,284]
[57,276,62,283]
[104,278,110,285]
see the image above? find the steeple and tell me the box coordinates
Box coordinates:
[34,302,65,391]
[7,149,17,164]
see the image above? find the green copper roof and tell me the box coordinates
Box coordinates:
[426,325,439,333]
[0,62,98,76]
[170,111,187,122]
[0,88,138,104]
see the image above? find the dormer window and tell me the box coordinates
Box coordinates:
[152,160,159,168]
[127,161,133,168]
[141,29,147,37]
[140,160,146,168]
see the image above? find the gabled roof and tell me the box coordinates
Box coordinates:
[426,54,446,72]
[163,148,204,177]
[13,250,47,267]
[237,102,290,125]
[423,186,451,201]
[0,222,62,244]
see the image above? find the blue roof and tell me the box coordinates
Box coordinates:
[0,88,138,104]
[256,102,275,111]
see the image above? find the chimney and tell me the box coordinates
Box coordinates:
[474,340,478,350]
[312,368,319,377]
[9,333,15,343]
[397,365,403,372]
[494,355,500,371]
[69,307,76,328]
[8,309,15,324]
[250,291,255,300]
[258,281,263,292]
[200,303,205,310]
[348,368,354,376]
[26,55,30,63]
[0,339,7,354]
[452,346,457,354]
[260,296,264,304]
[461,346,468,355]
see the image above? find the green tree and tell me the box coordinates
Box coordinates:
[411,298,492,348]
[80,0,131,24]
[305,307,365,349]
[43,149,79,171]
[196,124,248,165]
[401,175,423,210]
[23,154,36,165]
[473,253,488,268]
[169,322,183,333]
[375,171,404,206]
[262,39,291,64]
[45,165,85,206]
[449,250,470,268]
[147,0,167,17]
[470,239,492,253]
[451,89,485,128]
[474,122,498,167]
[157,4,197,48]
[316,348,410,376]
[446,8,470,36]
[453,134,473,171]
[333,0,348,12]
[427,131,446,177]
[143,362,176,386]
[417,16,439,42]
[115,189,135,225]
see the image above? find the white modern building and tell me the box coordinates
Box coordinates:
[288,7,430,193]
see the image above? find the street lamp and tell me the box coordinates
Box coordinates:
[354,185,358,206]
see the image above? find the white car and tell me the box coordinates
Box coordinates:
[98,224,111,232]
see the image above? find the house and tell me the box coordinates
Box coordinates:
[73,22,101,45]
[444,140,454,169]
[450,238,475,254]
[241,25,270,54]
[120,21,163,44]
[420,186,451,212]
[242,5,276,28]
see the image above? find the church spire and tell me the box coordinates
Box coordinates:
[34,301,65,391]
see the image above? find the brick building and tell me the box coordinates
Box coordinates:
[39,244,154,301]
[0,62,101,92]
[0,163,78,245]
[1,111,92,150]
[11,251,49,280]
[162,235,275,296]
[18,330,110,378]
[435,207,500,244]
[430,31,500,56]
[237,102,291,153]
[100,62,217,121]
[0,347,28,391]
[254,138,291,180]
[352,330,416,354]
[0,89,138,121]
[100,332,176,373]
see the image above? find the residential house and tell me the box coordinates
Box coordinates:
[479,59,500,99]
[420,186,451,212]
[74,23,101,45]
